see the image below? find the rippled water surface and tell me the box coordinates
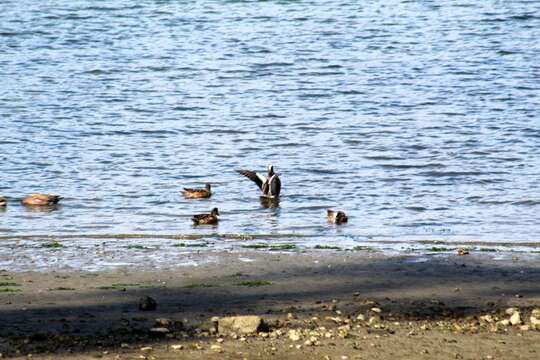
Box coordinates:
[1,0,540,256]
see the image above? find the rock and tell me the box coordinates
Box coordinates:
[356,314,365,321]
[510,312,522,326]
[170,344,183,351]
[532,308,540,318]
[138,296,157,311]
[218,316,266,335]
[500,319,510,326]
[149,327,169,336]
[140,346,153,352]
[520,325,530,331]
[480,315,494,323]
[505,307,517,316]
[368,315,380,325]
[371,307,382,313]
[210,344,223,353]
[530,316,540,329]
[288,329,301,341]
[155,318,171,327]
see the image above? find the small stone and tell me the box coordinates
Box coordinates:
[530,316,540,329]
[356,314,365,321]
[288,330,301,341]
[480,315,494,323]
[510,312,522,326]
[120,343,129,349]
[218,316,266,335]
[295,344,302,349]
[210,344,223,353]
[368,316,380,325]
[531,308,540,318]
[505,307,517,316]
[138,296,157,311]
[170,344,183,350]
[371,307,382,313]
[149,327,169,336]
[155,318,171,327]
[287,313,296,320]
[140,347,152,352]
[520,325,530,331]
[500,319,510,326]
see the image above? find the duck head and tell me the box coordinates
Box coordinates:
[267,164,275,176]
[211,208,219,216]
[205,183,212,191]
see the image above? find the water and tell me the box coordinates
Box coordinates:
[1,1,540,269]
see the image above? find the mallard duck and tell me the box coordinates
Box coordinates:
[182,184,212,199]
[327,209,348,224]
[0,196,6,207]
[192,208,219,225]
[236,165,281,198]
[21,194,62,206]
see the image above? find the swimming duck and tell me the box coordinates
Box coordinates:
[192,207,219,225]
[182,183,212,199]
[0,196,6,207]
[327,209,348,224]
[21,194,62,206]
[236,165,281,199]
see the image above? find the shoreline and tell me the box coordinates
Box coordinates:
[2,235,540,273]
[1,251,540,359]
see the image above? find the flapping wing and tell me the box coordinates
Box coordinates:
[236,169,266,190]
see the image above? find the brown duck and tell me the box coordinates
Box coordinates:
[192,208,219,225]
[21,194,62,206]
[182,184,212,199]
[0,196,6,207]
[327,209,348,224]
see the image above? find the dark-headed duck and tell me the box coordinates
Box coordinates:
[236,165,281,199]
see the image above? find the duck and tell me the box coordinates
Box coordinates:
[182,183,212,199]
[236,165,281,199]
[0,196,6,207]
[192,207,219,225]
[21,194,62,206]
[327,209,348,224]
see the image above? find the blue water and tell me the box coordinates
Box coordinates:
[1,0,540,251]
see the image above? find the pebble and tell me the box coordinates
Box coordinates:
[140,347,153,352]
[520,325,530,331]
[210,344,223,353]
[154,318,171,327]
[510,312,522,326]
[356,314,366,321]
[288,330,301,341]
[138,296,157,311]
[170,344,183,350]
[505,307,517,316]
[371,307,382,313]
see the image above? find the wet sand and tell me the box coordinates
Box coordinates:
[1,250,540,359]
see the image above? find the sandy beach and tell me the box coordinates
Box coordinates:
[1,250,540,359]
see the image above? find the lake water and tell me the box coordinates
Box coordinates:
[1,0,540,269]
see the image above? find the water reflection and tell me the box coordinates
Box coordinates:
[260,197,280,209]
[22,205,62,213]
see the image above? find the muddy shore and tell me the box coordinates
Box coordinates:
[1,251,540,359]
